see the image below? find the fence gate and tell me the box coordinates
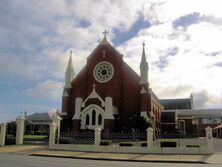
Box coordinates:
[5,124,16,145]
[23,124,49,145]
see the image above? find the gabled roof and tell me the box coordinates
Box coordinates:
[87,36,123,60]
[70,35,162,108]
[26,112,52,122]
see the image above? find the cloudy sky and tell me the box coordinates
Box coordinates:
[0,0,222,122]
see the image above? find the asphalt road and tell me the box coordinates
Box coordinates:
[0,154,221,167]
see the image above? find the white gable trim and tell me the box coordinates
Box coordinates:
[81,88,105,107]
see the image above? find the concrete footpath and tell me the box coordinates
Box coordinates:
[0,145,221,164]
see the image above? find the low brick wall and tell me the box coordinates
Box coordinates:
[49,144,210,155]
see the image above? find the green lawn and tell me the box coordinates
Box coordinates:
[24,135,47,139]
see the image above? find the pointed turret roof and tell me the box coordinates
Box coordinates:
[139,43,149,85]
[66,51,74,76]
[140,43,148,66]
[65,51,75,88]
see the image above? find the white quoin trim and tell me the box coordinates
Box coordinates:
[65,53,75,88]
[72,98,83,120]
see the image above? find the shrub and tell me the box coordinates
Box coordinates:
[186,145,200,148]
[119,142,133,146]
[141,142,147,147]
[160,141,177,147]
[100,140,111,146]
[58,137,71,144]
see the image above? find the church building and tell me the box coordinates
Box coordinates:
[60,32,162,133]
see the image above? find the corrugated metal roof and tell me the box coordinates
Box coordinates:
[25,112,54,122]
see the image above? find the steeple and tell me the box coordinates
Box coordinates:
[140,43,149,85]
[65,51,75,88]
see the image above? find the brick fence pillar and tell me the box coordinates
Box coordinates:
[94,128,101,146]
[16,114,25,145]
[49,122,57,147]
[205,126,213,153]
[147,127,154,148]
[0,123,7,146]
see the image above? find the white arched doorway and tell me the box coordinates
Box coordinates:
[80,104,104,129]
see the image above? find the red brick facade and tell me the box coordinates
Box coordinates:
[61,39,162,132]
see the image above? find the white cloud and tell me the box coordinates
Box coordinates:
[115,3,222,108]
[23,79,63,101]
[0,53,42,80]
[193,90,222,109]
[0,0,222,122]
[148,0,222,23]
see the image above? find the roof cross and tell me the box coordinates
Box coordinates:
[102,29,109,38]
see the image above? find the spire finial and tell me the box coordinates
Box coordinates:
[70,50,72,57]
[102,29,109,38]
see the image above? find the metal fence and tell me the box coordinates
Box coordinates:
[58,131,94,144]
[5,134,16,145]
[154,133,207,147]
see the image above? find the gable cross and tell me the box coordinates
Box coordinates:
[102,29,109,38]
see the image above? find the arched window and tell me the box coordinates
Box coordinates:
[179,120,185,132]
[98,114,102,125]
[92,110,96,125]
[86,114,89,125]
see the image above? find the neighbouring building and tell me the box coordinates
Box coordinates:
[25,112,57,135]
[160,96,222,136]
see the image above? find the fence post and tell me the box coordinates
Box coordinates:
[147,127,154,148]
[205,126,213,153]
[52,114,62,143]
[16,114,26,145]
[0,123,7,146]
[94,128,101,146]
[49,122,57,147]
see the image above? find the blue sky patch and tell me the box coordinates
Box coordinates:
[79,19,91,27]
[214,62,222,67]
[112,16,150,46]
[205,51,221,57]
[173,12,201,28]
[173,12,222,28]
